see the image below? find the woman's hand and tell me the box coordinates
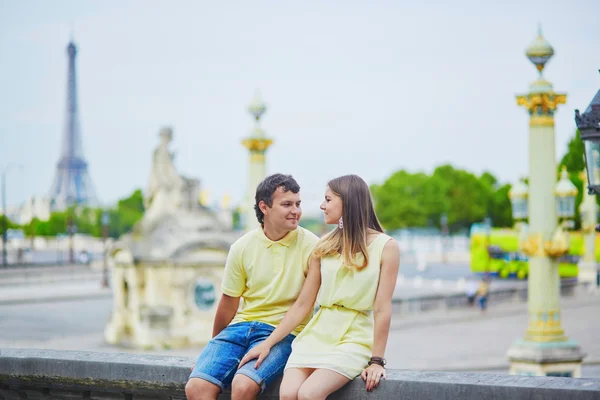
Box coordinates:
[360,364,386,391]
[238,342,271,370]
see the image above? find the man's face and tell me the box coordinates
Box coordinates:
[261,187,302,231]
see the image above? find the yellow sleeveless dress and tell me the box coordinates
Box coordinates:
[285,233,392,379]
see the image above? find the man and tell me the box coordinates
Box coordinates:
[186,174,319,400]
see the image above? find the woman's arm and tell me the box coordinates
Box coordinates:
[362,239,400,391]
[238,256,322,369]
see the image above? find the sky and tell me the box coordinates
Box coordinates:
[1,0,599,217]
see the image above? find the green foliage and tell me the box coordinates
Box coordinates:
[372,165,512,232]
[558,130,588,230]
[0,214,19,235]
[371,171,432,229]
[20,189,145,239]
[373,129,586,232]
[232,207,242,230]
[559,130,585,173]
[489,184,514,228]
[299,216,326,236]
[109,189,145,238]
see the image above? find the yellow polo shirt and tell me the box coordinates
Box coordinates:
[222,226,319,336]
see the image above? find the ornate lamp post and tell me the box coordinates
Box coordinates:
[509,179,529,222]
[576,73,600,198]
[555,166,578,225]
[241,93,273,231]
[576,70,600,286]
[509,179,529,252]
[507,28,585,378]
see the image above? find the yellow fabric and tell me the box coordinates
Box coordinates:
[222,226,319,336]
[286,233,392,378]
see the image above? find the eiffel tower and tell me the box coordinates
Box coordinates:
[49,40,97,210]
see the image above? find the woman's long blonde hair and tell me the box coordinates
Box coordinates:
[313,175,384,270]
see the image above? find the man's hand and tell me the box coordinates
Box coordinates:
[238,342,271,370]
[360,364,386,391]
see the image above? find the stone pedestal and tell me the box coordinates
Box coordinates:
[508,340,586,377]
[105,211,240,350]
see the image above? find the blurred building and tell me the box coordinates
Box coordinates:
[19,196,52,225]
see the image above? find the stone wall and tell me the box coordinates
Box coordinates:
[1,349,599,400]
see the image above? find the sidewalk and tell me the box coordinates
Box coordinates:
[386,292,600,372]
[0,281,111,305]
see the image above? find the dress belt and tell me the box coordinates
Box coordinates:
[320,304,371,316]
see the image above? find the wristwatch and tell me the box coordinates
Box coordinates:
[368,357,386,367]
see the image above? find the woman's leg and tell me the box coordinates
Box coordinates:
[297,368,351,400]
[279,368,314,400]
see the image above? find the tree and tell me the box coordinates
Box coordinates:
[558,130,587,230]
[559,130,585,174]
[0,214,18,236]
[372,165,510,232]
[489,184,513,227]
[110,189,145,238]
[371,170,430,230]
[431,165,489,232]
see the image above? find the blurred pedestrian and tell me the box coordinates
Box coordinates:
[465,277,477,307]
[477,278,490,312]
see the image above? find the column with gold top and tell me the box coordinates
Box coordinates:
[507,28,585,377]
[241,93,273,231]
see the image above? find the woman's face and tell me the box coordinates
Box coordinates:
[320,187,343,225]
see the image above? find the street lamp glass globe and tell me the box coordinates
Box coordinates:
[511,198,528,221]
[555,167,578,220]
[509,180,529,221]
[583,139,600,195]
[575,71,600,195]
[556,196,576,219]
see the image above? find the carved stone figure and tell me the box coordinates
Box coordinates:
[140,127,185,232]
[105,126,241,350]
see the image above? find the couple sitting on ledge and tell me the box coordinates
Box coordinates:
[185,173,400,400]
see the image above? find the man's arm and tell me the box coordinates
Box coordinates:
[212,294,240,337]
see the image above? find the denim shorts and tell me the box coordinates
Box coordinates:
[189,321,295,392]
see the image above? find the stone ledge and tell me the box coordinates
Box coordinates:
[1,348,599,399]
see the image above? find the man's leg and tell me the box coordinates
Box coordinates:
[233,323,296,399]
[230,374,261,400]
[187,323,250,400]
[185,378,220,400]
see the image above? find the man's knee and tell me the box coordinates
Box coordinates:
[231,374,261,400]
[185,377,220,400]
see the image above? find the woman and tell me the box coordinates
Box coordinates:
[238,174,400,399]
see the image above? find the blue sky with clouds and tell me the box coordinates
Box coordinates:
[1,0,599,215]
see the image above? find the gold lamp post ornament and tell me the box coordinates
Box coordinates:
[541,167,578,258]
[241,92,273,231]
[507,27,585,378]
[516,27,566,128]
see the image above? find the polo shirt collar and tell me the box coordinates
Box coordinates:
[260,228,298,248]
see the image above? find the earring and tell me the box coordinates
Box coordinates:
[338,217,343,230]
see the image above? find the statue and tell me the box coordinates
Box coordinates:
[146,127,183,208]
[106,126,241,350]
[139,127,191,232]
